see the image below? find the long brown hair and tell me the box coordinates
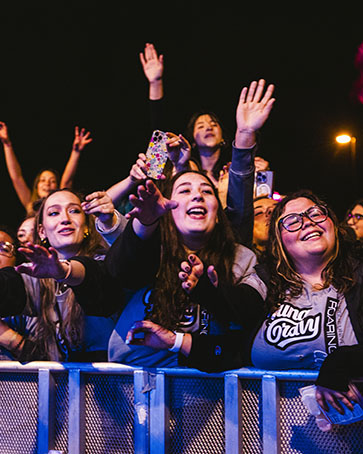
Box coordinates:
[149,170,238,330]
[28,188,108,359]
[266,189,357,311]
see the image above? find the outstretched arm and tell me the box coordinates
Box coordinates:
[0,121,31,209]
[139,42,164,100]
[126,179,178,239]
[16,243,86,286]
[60,126,93,189]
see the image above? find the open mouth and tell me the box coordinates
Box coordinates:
[187,207,207,217]
[302,231,322,241]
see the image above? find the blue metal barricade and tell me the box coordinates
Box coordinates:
[0,362,362,454]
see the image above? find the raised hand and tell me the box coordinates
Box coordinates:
[166,133,191,172]
[126,179,178,226]
[15,243,66,280]
[254,156,270,172]
[0,121,10,145]
[72,126,93,152]
[139,43,164,83]
[82,191,115,225]
[126,320,176,349]
[179,254,218,293]
[129,153,149,182]
[236,79,275,134]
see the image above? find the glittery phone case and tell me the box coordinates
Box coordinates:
[145,130,169,179]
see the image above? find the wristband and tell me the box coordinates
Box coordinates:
[57,260,72,283]
[168,331,184,353]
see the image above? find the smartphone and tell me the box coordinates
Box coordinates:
[255,170,274,197]
[145,130,169,179]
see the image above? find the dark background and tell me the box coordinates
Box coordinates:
[1,5,363,231]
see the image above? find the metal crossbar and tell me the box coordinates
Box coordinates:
[0,362,362,454]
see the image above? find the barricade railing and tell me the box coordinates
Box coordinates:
[0,362,362,454]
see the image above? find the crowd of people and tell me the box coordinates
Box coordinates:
[0,43,362,421]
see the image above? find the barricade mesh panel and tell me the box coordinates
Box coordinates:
[279,380,363,454]
[53,372,68,453]
[241,378,263,454]
[0,372,38,454]
[84,374,134,454]
[169,376,224,454]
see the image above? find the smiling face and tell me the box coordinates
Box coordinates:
[37,170,58,198]
[347,203,363,239]
[38,190,87,259]
[279,197,336,272]
[170,172,219,250]
[17,217,35,246]
[192,114,223,151]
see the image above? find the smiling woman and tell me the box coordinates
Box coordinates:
[250,189,363,372]
[36,171,268,370]
[0,188,120,362]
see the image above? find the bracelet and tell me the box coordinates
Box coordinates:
[12,336,25,353]
[168,332,184,353]
[57,260,72,283]
[139,218,160,227]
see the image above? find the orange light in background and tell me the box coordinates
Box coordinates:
[336,134,353,144]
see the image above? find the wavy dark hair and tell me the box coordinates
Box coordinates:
[27,188,108,359]
[149,170,238,329]
[185,111,231,182]
[266,189,360,312]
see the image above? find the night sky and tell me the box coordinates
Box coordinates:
[1,6,363,231]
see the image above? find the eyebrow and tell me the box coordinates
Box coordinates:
[46,202,82,210]
[174,181,213,190]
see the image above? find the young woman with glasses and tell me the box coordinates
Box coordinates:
[251,189,362,372]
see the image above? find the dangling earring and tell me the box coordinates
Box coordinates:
[41,238,49,248]
[84,229,89,239]
[220,139,226,147]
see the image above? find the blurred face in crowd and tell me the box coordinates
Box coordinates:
[37,170,58,199]
[38,190,87,259]
[253,197,277,249]
[0,231,16,268]
[346,203,363,240]
[17,217,35,246]
[193,114,223,151]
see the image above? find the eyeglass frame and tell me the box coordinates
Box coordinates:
[278,204,329,232]
[346,213,363,225]
[0,240,16,257]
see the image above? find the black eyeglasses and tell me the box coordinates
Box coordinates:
[279,205,328,232]
[0,241,16,257]
[346,213,363,225]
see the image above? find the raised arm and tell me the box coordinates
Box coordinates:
[227,80,275,247]
[139,42,164,101]
[60,126,93,189]
[106,153,149,208]
[0,121,32,209]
